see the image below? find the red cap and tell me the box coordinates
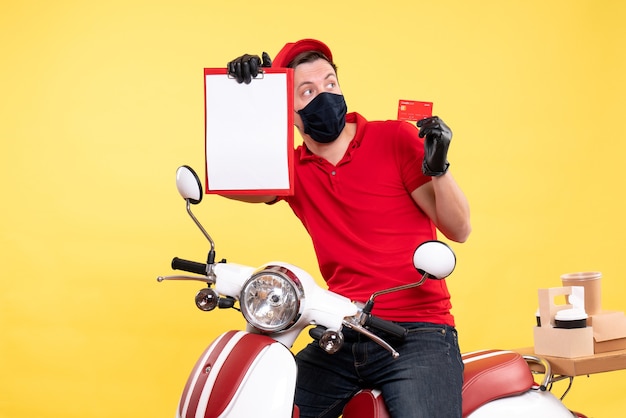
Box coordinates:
[272,38,333,68]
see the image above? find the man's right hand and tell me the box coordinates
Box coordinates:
[227,52,272,84]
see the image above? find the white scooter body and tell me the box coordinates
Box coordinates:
[467,390,575,417]
[176,342,578,418]
[176,330,297,418]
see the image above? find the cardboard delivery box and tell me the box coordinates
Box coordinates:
[588,311,626,353]
[533,287,626,358]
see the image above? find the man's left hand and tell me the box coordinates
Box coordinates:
[417,116,452,177]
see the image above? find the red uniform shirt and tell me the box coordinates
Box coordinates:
[283,112,454,325]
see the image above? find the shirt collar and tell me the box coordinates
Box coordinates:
[298,112,366,162]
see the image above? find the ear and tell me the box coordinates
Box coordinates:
[293,112,304,133]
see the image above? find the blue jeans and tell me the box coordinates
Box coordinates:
[294,322,463,418]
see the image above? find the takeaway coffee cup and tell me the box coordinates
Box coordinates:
[560,271,602,316]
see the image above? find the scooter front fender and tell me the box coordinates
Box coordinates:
[177,330,297,418]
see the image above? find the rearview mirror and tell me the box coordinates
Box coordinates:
[413,240,456,280]
[176,165,203,204]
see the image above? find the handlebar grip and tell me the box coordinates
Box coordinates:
[364,316,408,340]
[309,326,326,340]
[171,257,207,275]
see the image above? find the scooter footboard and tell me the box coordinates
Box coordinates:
[177,330,297,418]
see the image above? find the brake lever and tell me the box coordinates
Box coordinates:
[342,319,400,359]
[156,275,213,284]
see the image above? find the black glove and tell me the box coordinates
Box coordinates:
[417,116,452,177]
[227,52,272,84]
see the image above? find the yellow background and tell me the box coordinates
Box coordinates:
[2,0,625,416]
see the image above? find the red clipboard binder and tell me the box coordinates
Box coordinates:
[203,67,294,195]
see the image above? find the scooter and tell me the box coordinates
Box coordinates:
[158,165,587,418]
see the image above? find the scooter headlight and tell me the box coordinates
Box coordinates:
[240,265,304,333]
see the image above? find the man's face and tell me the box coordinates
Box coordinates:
[293,59,342,134]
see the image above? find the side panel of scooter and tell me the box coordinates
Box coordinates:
[467,390,575,418]
[177,330,297,418]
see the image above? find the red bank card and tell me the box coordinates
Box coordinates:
[397,100,433,122]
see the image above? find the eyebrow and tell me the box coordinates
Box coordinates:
[296,72,337,90]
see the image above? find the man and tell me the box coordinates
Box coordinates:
[225,39,471,418]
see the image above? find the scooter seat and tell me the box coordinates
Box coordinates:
[343,349,535,418]
[461,349,535,416]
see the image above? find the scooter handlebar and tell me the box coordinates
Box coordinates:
[171,257,207,275]
[363,315,408,340]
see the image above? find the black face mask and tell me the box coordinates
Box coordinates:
[297,92,347,143]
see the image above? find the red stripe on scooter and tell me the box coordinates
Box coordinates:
[204,333,276,418]
[180,330,240,418]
